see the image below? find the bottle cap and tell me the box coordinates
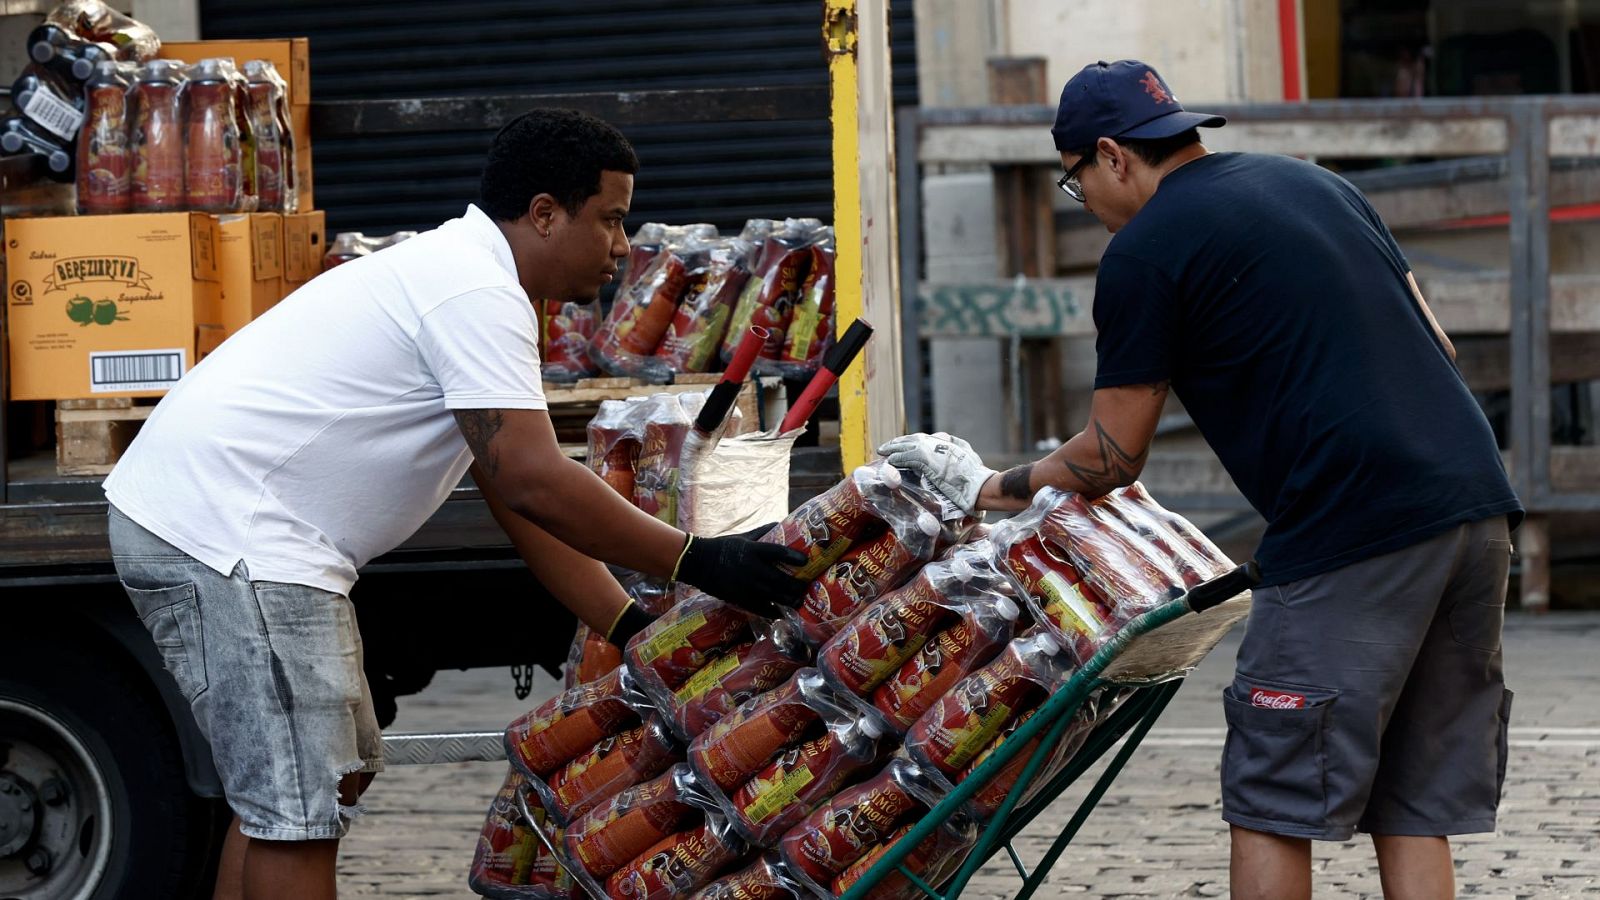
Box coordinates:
[1034,632,1062,657]
[857,715,884,740]
[0,130,24,154]
[994,595,1020,621]
[915,511,940,538]
[948,557,975,583]
[46,149,70,173]
[877,464,902,490]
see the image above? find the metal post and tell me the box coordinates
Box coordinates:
[1526,101,1553,503]
[897,105,926,432]
[1506,102,1535,503]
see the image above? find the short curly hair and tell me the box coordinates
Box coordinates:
[479,108,639,221]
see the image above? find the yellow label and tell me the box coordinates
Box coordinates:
[787,300,820,360]
[949,700,1014,767]
[639,611,708,664]
[1040,572,1107,638]
[676,649,742,702]
[745,765,816,823]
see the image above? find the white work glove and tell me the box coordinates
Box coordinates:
[876,432,995,514]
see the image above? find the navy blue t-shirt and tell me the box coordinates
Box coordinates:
[1093,151,1522,586]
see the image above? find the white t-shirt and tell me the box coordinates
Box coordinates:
[104,204,547,595]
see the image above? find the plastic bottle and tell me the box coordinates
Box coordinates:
[183,58,242,212]
[794,511,943,645]
[563,765,698,882]
[761,465,901,581]
[541,718,681,822]
[871,593,1022,732]
[604,817,744,900]
[776,760,926,888]
[242,60,293,212]
[728,714,885,845]
[689,673,828,792]
[76,61,133,214]
[130,59,185,212]
[0,116,73,180]
[504,668,641,779]
[26,24,113,83]
[670,623,811,740]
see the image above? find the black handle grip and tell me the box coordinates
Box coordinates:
[1186,561,1261,613]
[695,381,743,434]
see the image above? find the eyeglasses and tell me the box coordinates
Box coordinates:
[1056,152,1094,203]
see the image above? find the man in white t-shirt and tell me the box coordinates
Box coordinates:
[104,108,805,900]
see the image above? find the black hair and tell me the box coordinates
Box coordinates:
[1077,127,1201,170]
[478,108,640,221]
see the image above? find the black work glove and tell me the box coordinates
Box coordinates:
[675,524,808,619]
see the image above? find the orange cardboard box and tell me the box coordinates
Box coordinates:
[281,209,327,292]
[216,212,284,336]
[159,38,313,213]
[5,213,222,400]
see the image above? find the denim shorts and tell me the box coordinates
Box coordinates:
[1222,515,1514,841]
[108,505,384,841]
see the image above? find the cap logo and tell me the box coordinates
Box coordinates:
[1140,70,1174,105]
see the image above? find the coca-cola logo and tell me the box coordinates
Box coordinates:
[1249,688,1306,710]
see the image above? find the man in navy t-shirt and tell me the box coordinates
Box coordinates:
[883,60,1520,900]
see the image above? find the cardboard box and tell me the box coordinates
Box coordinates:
[281,209,327,292]
[159,39,313,213]
[5,213,221,400]
[216,213,284,335]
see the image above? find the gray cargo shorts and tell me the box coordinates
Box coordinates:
[1222,515,1514,841]
[108,505,384,841]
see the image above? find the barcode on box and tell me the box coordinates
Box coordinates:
[89,349,186,393]
[22,89,84,141]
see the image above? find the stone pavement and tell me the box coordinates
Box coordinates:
[338,612,1600,899]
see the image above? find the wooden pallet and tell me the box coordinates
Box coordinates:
[545,375,786,448]
[55,398,155,476]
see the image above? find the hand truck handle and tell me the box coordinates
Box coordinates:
[1186,561,1261,613]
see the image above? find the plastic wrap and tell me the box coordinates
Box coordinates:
[604,811,746,900]
[791,509,945,646]
[560,764,700,889]
[543,300,602,382]
[564,622,623,691]
[504,667,642,781]
[675,428,805,541]
[469,768,578,900]
[666,620,812,741]
[720,219,825,366]
[46,0,160,61]
[828,816,977,900]
[690,854,801,900]
[990,507,1111,664]
[687,669,853,793]
[242,59,295,213]
[632,393,705,524]
[721,710,886,847]
[771,230,836,379]
[626,594,759,704]
[758,462,909,582]
[903,630,1070,787]
[12,65,86,144]
[869,592,1022,734]
[1034,489,1186,626]
[532,717,682,823]
[814,541,1014,689]
[76,60,132,213]
[130,58,185,211]
[184,58,245,212]
[26,24,115,83]
[956,703,1092,822]
[1114,482,1234,576]
[592,224,715,382]
[654,237,756,373]
[774,759,941,895]
[323,232,370,269]
[586,398,647,499]
[0,115,73,180]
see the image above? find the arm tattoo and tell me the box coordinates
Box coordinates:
[998,464,1035,502]
[453,409,506,478]
[1065,420,1148,494]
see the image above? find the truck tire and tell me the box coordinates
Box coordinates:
[0,641,227,899]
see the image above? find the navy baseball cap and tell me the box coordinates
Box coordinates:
[1051,60,1225,152]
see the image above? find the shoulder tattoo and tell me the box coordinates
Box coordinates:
[453,409,506,478]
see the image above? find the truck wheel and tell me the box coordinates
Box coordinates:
[0,643,224,899]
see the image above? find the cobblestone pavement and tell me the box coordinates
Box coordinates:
[338,612,1600,899]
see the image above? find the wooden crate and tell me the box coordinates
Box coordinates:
[55,399,154,476]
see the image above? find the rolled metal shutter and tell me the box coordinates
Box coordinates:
[199,1,919,236]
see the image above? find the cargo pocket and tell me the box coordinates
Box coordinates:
[1221,676,1338,829]
[1495,688,1514,802]
[126,582,208,703]
[1448,538,1512,652]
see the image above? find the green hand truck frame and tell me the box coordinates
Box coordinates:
[840,561,1262,900]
